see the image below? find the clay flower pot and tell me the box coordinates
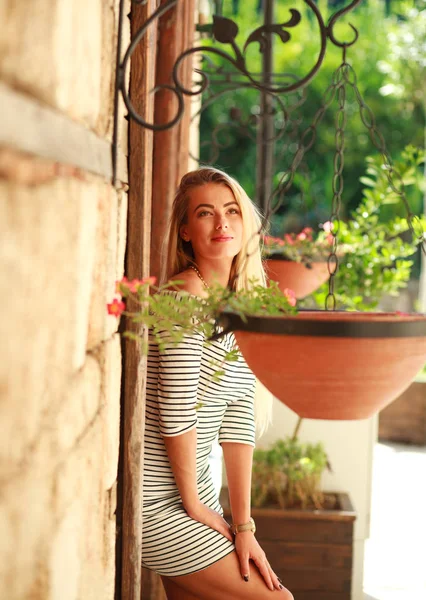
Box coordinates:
[218,310,426,420]
[265,258,330,299]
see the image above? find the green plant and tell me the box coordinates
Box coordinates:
[307,145,425,310]
[107,276,297,355]
[251,429,331,510]
[262,224,346,264]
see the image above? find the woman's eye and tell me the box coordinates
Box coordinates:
[197,210,212,217]
[228,208,240,215]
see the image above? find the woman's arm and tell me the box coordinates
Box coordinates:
[222,441,281,591]
[163,430,233,542]
[163,428,199,514]
[221,442,253,524]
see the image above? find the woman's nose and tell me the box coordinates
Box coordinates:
[215,215,229,230]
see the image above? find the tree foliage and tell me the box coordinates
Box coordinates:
[199,0,424,233]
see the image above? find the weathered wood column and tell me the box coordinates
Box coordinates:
[121,1,157,599]
[150,0,196,282]
[141,1,196,598]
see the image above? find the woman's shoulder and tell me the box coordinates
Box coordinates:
[168,269,207,298]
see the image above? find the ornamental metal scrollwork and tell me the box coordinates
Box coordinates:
[112,0,364,183]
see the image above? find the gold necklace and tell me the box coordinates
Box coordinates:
[189,265,209,290]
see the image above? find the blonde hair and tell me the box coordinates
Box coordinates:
[162,166,266,291]
[161,166,272,437]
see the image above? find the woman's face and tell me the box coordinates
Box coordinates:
[180,183,243,262]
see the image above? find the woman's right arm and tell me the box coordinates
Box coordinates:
[163,431,233,542]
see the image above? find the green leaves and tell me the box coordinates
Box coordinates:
[252,437,331,509]
[307,144,425,310]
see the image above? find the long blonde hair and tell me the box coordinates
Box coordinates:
[161,166,272,436]
[162,166,266,291]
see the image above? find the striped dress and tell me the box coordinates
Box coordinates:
[142,292,256,577]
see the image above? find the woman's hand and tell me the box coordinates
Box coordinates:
[187,501,234,542]
[234,531,282,591]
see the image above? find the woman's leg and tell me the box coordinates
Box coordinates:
[161,577,202,600]
[161,550,293,600]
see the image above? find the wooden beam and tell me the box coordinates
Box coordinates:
[150,0,195,282]
[0,82,127,184]
[120,0,157,599]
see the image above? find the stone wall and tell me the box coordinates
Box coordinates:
[0,2,129,598]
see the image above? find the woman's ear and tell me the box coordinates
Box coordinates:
[180,225,190,242]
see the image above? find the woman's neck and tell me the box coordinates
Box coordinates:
[193,257,233,289]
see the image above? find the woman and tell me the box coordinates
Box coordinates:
[142,167,293,600]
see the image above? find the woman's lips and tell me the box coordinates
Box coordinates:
[211,236,233,242]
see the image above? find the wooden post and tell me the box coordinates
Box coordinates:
[142,1,196,597]
[150,0,196,282]
[120,1,157,599]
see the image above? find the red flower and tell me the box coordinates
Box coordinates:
[107,298,125,317]
[284,234,295,245]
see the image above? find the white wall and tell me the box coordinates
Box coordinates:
[258,397,377,600]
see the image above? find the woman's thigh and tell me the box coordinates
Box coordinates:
[161,550,293,600]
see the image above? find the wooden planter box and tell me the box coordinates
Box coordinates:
[379,380,426,446]
[221,490,356,600]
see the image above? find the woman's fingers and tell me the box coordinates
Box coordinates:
[253,556,274,591]
[237,552,250,582]
[266,560,281,590]
[195,505,233,541]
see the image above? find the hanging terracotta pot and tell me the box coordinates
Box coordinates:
[265,258,329,299]
[219,310,426,420]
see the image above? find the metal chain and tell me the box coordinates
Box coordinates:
[325,62,348,311]
[266,64,344,220]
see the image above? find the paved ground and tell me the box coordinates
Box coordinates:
[363,441,426,600]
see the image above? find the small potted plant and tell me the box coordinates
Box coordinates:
[263,223,340,299]
[220,421,356,599]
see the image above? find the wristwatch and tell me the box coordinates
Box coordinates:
[231,517,256,535]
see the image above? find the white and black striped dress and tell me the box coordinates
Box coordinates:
[142,292,256,577]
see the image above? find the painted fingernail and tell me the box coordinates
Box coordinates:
[279,584,284,590]
[243,575,249,582]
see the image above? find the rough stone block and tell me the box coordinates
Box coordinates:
[1,0,104,130]
[87,185,128,350]
[0,175,99,472]
[92,334,122,490]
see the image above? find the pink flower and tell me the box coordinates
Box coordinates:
[284,288,297,307]
[142,276,157,286]
[297,232,307,241]
[284,234,295,245]
[321,221,333,233]
[326,233,334,245]
[107,297,125,317]
[303,227,313,234]
[116,275,157,294]
[115,276,129,294]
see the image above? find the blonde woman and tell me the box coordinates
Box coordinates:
[142,167,293,600]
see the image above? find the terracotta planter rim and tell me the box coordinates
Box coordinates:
[218,310,426,339]
[265,255,328,265]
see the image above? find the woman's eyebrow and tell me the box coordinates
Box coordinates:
[193,201,238,213]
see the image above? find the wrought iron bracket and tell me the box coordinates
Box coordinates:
[111,0,364,185]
